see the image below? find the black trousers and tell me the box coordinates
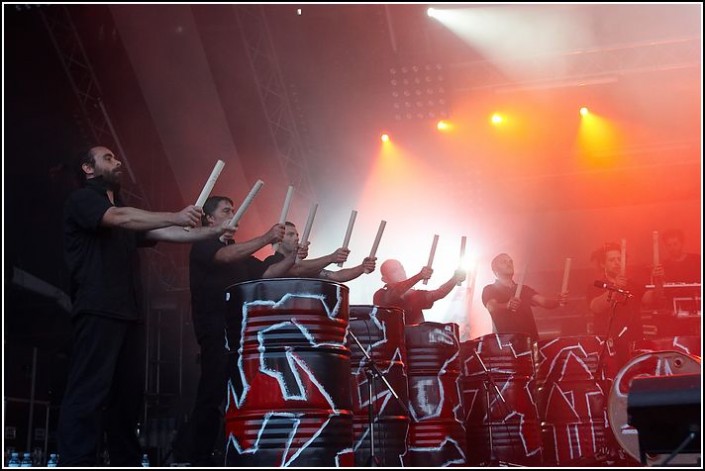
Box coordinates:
[58,314,144,467]
[187,327,229,465]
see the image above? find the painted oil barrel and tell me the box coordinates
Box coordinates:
[224,278,353,467]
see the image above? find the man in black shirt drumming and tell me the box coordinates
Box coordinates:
[60,146,231,466]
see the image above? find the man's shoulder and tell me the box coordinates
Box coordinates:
[263,252,285,263]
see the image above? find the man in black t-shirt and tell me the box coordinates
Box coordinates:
[262,221,376,281]
[373,259,465,325]
[482,253,566,342]
[650,229,701,283]
[177,196,298,466]
[60,146,230,467]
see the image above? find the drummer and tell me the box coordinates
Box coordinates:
[586,242,646,379]
[174,196,301,466]
[482,253,567,342]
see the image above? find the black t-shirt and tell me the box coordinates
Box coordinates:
[262,251,284,269]
[373,286,433,325]
[662,253,701,283]
[63,178,152,321]
[189,238,267,334]
[481,282,539,340]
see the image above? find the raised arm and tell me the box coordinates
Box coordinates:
[263,249,297,278]
[145,221,233,243]
[428,269,466,303]
[212,223,285,264]
[101,205,201,231]
[323,257,377,282]
[291,248,350,277]
[385,266,433,299]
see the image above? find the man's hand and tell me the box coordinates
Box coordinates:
[362,257,377,274]
[267,223,286,244]
[176,205,202,227]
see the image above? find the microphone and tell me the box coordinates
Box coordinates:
[594,280,633,297]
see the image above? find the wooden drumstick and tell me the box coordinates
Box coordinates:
[338,210,358,267]
[514,262,527,299]
[297,203,318,263]
[422,234,439,285]
[228,180,264,228]
[185,159,225,230]
[369,220,386,259]
[560,257,571,306]
[273,185,295,251]
[457,236,467,286]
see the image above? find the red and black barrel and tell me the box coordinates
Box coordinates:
[224,279,353,467]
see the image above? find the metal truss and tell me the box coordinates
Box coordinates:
[235,5,315,203]
[38,5,147,208]
[451,37,701,92]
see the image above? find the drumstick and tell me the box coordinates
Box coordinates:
[369,220,386,258]
[297,203,318,263]
[514,262,527,299]
[228,180,264,228]
[422,234,439,285]
[338,210,357,267]
[560,257,571,306]
[273,185,295,252]
[457,236,467,286]
[185,159,225,230]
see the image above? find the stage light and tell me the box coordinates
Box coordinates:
[437,120,451,131]
[491,113,503,125]
[580,107,589,116]
[427,8,437,18]
[390,63,449,121]
[296,9,302,16]
[381,133,390,143]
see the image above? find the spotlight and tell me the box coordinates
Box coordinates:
[437,120,451,131]
[491,113,503,125]
[427,8,437,18]
[381,133,390,143]
[580,107,589,116]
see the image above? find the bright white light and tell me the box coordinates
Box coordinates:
[427,8,437,18]
[296,8,302,16]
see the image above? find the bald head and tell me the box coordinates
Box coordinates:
[381,259,407,284]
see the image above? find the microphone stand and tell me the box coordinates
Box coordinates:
[473,349,521,467]
[595,291,629,381]
[348,330,412,467]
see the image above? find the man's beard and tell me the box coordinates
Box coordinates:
[102,169,122,188]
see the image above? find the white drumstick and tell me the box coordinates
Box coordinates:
[338,210,358,267]
[560,257,572,305]
[369,220,386,258]
[273,185,295,251]
[422,234,439,285]
[196,160,225,208]
[515,262,527,298]
[297,203,318,263]
[457,236,467,286]
[185,159,225,230]
[228,180,264,228]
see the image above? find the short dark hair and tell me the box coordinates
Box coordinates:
[590,242,621,265]
[73,146,97,183]
[202,196,233,226]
